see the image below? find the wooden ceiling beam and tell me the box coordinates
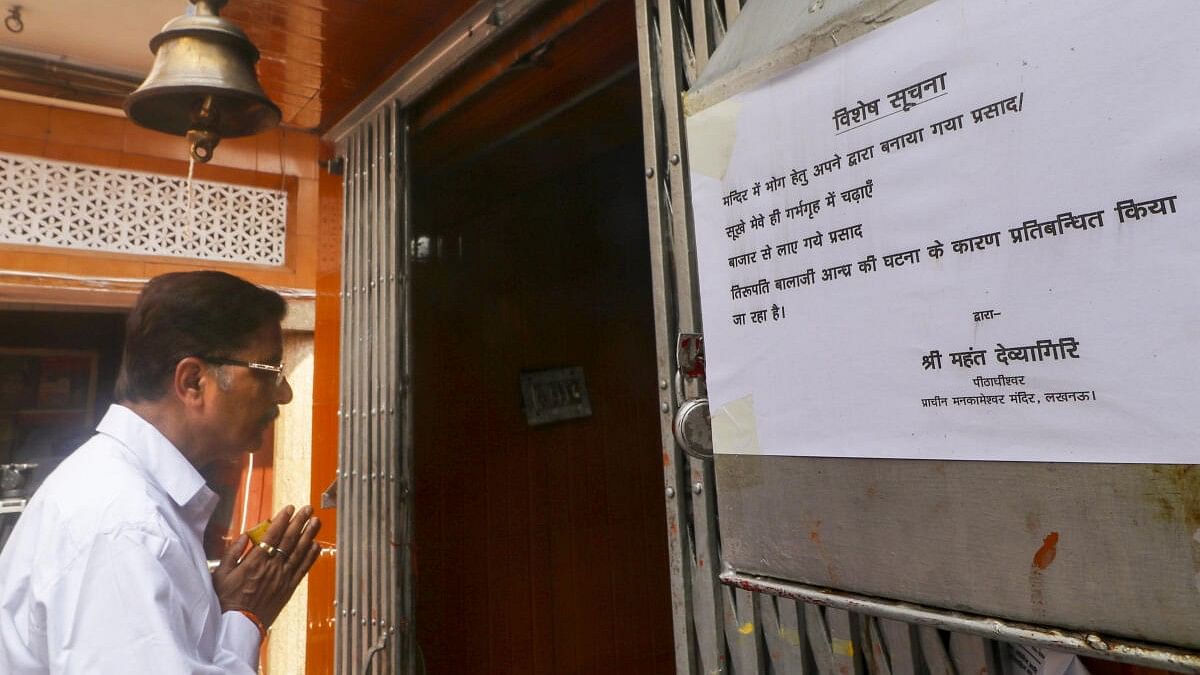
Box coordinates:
[410,0,613,134]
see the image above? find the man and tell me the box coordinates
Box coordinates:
[0,271,322,673]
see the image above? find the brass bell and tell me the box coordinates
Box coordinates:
[125,0,280,163]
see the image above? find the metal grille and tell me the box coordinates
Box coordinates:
[335,101,414,675]
[0,151,286,265]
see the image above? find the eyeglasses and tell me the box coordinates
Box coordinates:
[197,355,287,387]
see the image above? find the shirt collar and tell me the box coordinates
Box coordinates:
[96,404,213,510]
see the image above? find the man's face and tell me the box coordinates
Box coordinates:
[204,321,292,462]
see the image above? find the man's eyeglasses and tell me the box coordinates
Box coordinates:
[197,355,287,387]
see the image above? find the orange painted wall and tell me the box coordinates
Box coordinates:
[0,96,319,292]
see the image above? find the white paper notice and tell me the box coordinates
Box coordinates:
[688,0,1200,462]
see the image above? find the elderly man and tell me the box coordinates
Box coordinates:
[0,271,321,673]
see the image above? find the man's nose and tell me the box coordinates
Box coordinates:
[276,375,294,404]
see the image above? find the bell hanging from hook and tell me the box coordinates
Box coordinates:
[124,0,280,163]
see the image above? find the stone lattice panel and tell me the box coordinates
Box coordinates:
[0,152,287,266]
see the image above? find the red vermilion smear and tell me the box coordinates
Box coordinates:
[1032,531,1059,570]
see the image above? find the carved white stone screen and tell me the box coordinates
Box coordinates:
[0,152,287,265]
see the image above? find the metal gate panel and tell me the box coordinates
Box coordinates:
[637,0,1200,673]
[335,102,413,675]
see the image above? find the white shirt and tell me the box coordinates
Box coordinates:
[0,405,261,674]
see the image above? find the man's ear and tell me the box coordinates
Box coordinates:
[173,357,207,406]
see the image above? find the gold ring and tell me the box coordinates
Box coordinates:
[257,541,278,558]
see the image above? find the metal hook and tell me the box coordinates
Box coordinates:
[4,6,23,34]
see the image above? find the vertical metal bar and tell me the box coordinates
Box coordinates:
[367,109,381,667]
[634,1,697,673]
[879,618,919,675]
[342,125,361,675]
[826,608,860,675]
[334,132,352,675]
[374,106,384,667]
[380,103,395,675]
[707,0,727,46]
[346,126,358,675]
[724,585,763,672]
[386,104,399,675]
[345,126,358,675]
[691,0,710,78]
[949,632,994,675]
[370,114,381,670]
[760,593,806,674]
[656,0,698,332]
[356,123,370,673]
[723,0,740,25]
[807,604,837,675]
[863,618,894,675]
[688,457,724,673]
[383,102,397,675]
[397,107,414,675]
[918,626,955,675]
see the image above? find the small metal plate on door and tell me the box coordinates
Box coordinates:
[520,367,592,426]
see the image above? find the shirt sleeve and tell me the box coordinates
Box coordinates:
[42,524,260,674]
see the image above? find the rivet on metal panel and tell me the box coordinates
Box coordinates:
[351,609,357,616]
[659,380,668,390]
[666,486,676,498]
[661,402,670,413]
[693,482,703,494]
[342,610,347,616]
[645,167,655,178]
[670,153,680,165]
[361,619,367,626]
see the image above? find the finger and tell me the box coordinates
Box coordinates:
[295,515,321,550]
[221,534,248,569]
[277,505,312,557]
[262,505,295,545]
[289,541,322,587]
[284,516,320,571]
